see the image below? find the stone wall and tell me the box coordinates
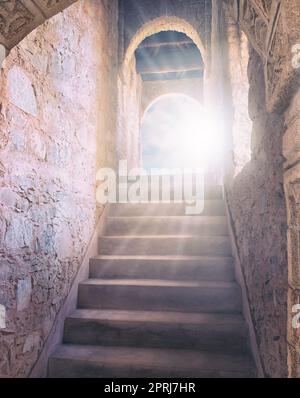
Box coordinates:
[222,0,300,113]
[283,88,300,378]
[227,49,288,378]
[0,0,118,377]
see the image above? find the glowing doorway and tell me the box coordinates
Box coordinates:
[141,94,223,173]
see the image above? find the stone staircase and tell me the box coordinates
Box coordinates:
[48,186,256,378]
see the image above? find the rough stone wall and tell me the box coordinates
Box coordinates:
[227,49,288,378]
[222,0,300,113]
[0,0,118,377]
[141,78,203,115]
[283,88,300,378]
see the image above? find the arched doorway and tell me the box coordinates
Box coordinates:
[122,16,206,73]
[118,17,208,171]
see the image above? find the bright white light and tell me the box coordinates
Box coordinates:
[142,94,223,170]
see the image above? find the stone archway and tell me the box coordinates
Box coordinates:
[0,0,77,52]
[122,16,207,75]
[118,15,207,170]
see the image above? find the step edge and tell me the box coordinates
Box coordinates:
[65,310,248,326]
[49,344,255,372]
[90,255,234,261]
[78,279,241,288]
[98,235,232,239]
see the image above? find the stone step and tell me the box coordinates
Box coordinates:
[109,200,226,217]
[48,345,255,378]
[89,255,235,282]
[98,236,232,256]
[78,279,242,313]
[63,309,249,354]
[117,178,223,195]
[114,182,224,201]
[105,216,229,236]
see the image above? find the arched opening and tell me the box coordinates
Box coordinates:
[122,16,206,73]
[118,17,207,171]
[138,31,204,115]
[141,94,223,181]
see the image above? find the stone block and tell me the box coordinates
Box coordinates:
[31,52,49,73]
[23,332,41,354]
[0,188,18,208]
[5,108,27,129]
[9,130,27,152]
[285,89,300,123]
[283,118,300,163]
[38,224,55,254]
[30,132,47,161]
[8,66,37,117]
[285,163,300,289]
[5,217,25,250]
[54,224,73,259]
[5,214,34,250]
[17,277,32,312]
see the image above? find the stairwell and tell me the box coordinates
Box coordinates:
[48,186,256,378]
